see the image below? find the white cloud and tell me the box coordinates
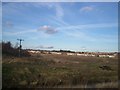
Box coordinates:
[64,30,96,41]
[3,29,36,35]
[36,45,54,49]
[29,2,55,8]
[41,3,64,19]
[80,6,93,12]
[57,23,117,30]
[5,21,14,28]
[61,29,117,43]
[38,25,58,34]
[31,3,64,19]
[56,23,117,42]
[50,16,69,27]
[55,4,64,19]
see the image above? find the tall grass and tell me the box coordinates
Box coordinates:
[2,55,118,88]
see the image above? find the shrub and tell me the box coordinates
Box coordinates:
[2,41,31,57]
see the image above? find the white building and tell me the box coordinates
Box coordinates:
[28,50,40,54]
[67,53,75,56]
[51,52,62,55]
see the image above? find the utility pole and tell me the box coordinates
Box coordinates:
[17,39,24,57]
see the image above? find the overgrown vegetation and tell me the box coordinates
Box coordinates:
[2,54,118,88]
[2,41,30,57]
[2,41,118,88]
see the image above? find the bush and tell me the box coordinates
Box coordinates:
[2,41,30,57]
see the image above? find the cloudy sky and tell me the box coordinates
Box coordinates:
[2,2,118,52]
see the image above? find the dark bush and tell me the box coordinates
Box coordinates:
[2,41,31,57]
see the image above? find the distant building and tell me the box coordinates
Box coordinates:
[50,52,62,55]
[67,53,75,56]
[26,49,117,58]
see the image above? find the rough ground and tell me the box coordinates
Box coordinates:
[2,54,118,88]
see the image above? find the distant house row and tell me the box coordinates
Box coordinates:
[27,49,117,58]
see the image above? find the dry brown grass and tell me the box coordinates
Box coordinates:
[2,54,118,88]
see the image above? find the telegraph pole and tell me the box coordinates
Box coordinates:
[17,39,24,57]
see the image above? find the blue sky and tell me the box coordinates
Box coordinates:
[2,2,118,52]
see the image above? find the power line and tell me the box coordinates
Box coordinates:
[17,39,24,57]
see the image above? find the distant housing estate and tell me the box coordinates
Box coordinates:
[26,49,118,58]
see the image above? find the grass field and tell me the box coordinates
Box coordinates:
[2,54,118,88]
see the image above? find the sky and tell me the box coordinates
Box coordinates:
[2,2,118,52]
